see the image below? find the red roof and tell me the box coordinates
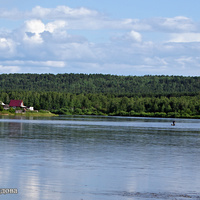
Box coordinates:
[9,100,23,107]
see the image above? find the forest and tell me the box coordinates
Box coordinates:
[0,73,200,95]
[0,73,200,118]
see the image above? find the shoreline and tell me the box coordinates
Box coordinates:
[0,111,58,117]
[1,111,199,119]
[50,110,200,119]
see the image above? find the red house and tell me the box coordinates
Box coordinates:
[9,100,26,108]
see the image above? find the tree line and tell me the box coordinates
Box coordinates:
[0,73,200,118]
[0,91,200,118]
[0,73,200,95]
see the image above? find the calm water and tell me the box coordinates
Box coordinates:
[0,115,200,200]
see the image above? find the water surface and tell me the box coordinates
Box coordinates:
[0,115,200,200]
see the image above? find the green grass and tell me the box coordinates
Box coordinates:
[0,110,14,115]
[0,110,58,117]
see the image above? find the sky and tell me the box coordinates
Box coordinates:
[0,0,200,76]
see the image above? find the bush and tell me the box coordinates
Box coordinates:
[74,108,83,115]
[34,104,41,110]
[39,110,50,113]
[8,107,15,113]
[154,112,167,117]
[118,111,129,116]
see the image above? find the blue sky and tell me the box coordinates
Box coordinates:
[0,0,200,76]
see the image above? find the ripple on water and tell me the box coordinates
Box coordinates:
[111,191,200,200]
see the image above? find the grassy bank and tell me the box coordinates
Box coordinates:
[0,110,58,117]
[0,110,14,115]
[1,109,200,119]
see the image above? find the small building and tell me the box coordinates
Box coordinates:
[0,101,5,106]
[9,100,26,109]
[28,107,34,111]
[0,101,8,110]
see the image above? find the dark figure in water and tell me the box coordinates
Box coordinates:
[171,121,176,126]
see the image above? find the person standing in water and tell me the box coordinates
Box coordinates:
[171,121,176,126]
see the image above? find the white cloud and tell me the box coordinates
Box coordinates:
[143,57,168,66]
[0,8,22,20]
[0,6,200,75]
[19,19,68,45]
[31,6,51,19]
[22,20,45,44]
[1,60,66,67]
[128,30,142,42]
[169,33,200,43]
[0,7,197,33]
[175,56,200,71]
[0,38,10,49]
[47,5,99,18]
[0,65,20,73]
[0,6,100,20]
[121,19,152,31]
[46,20,67,33]
[150,16,196,32]
[0,60,66,74]
[24,19,45,34]
[0,37,16,57]
[30,60,66,68]
[104,16,196,33]
[111,30,143,43]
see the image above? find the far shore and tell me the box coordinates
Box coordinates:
[1,111,200,119]
[0,111,58,117]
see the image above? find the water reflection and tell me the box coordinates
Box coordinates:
[0,116,200,200]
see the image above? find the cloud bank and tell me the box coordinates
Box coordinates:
[0,6,200,76]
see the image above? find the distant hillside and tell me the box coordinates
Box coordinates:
[0,73,200,95]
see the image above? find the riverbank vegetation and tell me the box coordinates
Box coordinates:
[0,91,200,118]
[0,73,200,118]
[0,109,57,117]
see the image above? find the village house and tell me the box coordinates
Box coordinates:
[0,101,5,106]
[1,100,34,112]
[0,101,9,110]
[9,100,26,109]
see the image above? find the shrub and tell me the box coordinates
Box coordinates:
[8,107,15,113]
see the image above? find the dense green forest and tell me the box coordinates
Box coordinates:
[0,73,200,118]
[0,73,200,95]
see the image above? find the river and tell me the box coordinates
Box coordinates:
[0,115,200,200]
